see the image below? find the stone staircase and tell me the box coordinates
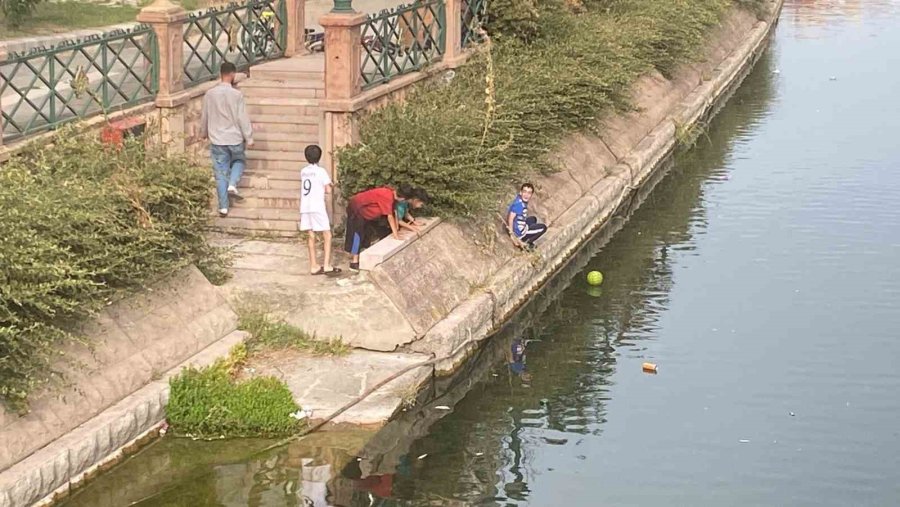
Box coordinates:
[212,54,325,236]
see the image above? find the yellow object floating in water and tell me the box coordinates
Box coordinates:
[642,362,658,373]
[587,271,604,286]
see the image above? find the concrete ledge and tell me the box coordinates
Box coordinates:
[359,217,441,271]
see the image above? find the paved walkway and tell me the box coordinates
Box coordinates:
[211,236,428,426]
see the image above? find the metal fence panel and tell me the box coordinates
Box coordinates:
[461,0,487,47]
[360,0,446,90]
[1,25,158,142]
[183,0,287,86]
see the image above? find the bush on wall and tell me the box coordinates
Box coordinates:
[338,0,745,217]
[0,129,227,411]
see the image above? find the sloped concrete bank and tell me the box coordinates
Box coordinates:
[371,0,783,371]
[0,267,247,507]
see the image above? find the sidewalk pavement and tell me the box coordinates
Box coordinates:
[210,235,428,426]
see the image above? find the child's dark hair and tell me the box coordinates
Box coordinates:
[219,61,236,76]
[414,187,430,204]
[304,144,322,164]
[520,182,535,192]
[397,183,415,199]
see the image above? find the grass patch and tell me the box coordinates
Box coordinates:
[0,3,138,38]
[0,0,213,39]
[338,0,751,217]
[166,347,302,438]
[238,304,351,356]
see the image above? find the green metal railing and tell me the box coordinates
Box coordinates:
[461,0,487,47]
[360,0,446,90]
[183,0,287,86]
[0,25,158,142]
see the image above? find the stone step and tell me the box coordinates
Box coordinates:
[251,113,320,125]
[246,149,307,161]
[237,188,300,209]
[244,168,302,180]
[250,70,324,81]
[240,172,302,190]
[247,104,320,117]
[242,87,319,99]
[211,216,299,236]
[246,158,306,171]
[239,78,324,90]
[225,206,301,221]
[245,96,319,106]
[255,130,318,141]
[254,138,319,152]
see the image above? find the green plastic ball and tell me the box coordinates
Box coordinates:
[587,271,604,286]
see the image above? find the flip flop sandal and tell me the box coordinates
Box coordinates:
[324,267,343,277]
[310,267,325,275]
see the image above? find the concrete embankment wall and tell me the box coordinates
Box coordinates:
[0,267,246,507]
[369,2,782,370]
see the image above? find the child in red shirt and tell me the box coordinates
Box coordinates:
[344,186,407,271]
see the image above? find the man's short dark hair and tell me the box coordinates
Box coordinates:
[304,144,322,164]
[521,182,535,192]
[220,61,237,76]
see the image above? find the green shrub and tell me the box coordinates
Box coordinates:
[339,0,738,217]
[484,0,542,41]
[166,361,301,438]
[0,129,228,411]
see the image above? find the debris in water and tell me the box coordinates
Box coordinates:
[772,69,781,74]
[576,455,587,460]
[739,439,750,443]
[642,362,658,373]
[790,412,795,417]
[290,408,312,421]
[435,405,451,410]
[542,437,568,445]
[417,453,428,460]
[829,76,837,81]
[476,452,484,456]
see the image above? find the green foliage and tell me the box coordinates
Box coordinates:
[238,305,350,356]
[339,0,740,217]
[0,0,42,28]
[484,0,542,42]
[166,359,301,438]
[0,128,228,411]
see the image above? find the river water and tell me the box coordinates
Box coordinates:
[62,1,900,505]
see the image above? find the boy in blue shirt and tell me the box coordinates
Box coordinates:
[507,182,547,250]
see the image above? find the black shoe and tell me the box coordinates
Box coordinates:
[349,262,360,272]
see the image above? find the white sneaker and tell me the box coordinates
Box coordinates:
[218,208,228,217]
[227,186,244,201]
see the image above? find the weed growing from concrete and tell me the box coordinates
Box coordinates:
[238,305,350,356]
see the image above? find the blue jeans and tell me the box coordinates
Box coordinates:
[210,144,246,210]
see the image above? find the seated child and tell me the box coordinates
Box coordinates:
[507,182,548,250]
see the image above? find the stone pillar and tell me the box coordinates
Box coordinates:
[138,0,187,99]
[320,9,367,102]
[443,0,465,67]
[319,8,366,209]
[284,0,306,57]
[138,0,189,153]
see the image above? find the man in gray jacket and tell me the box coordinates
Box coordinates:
[199,61,254,217]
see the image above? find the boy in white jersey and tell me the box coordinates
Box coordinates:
[300,145,340,275]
